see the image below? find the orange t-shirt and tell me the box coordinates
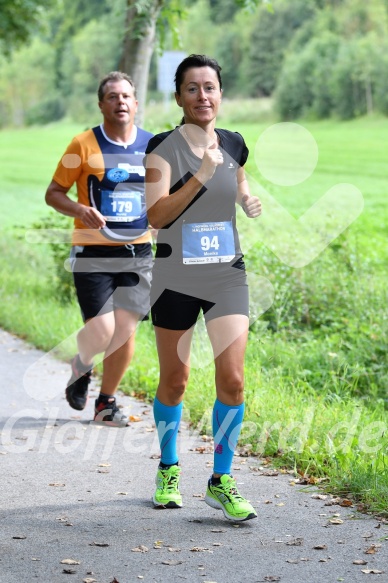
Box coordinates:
[53,125,153,245]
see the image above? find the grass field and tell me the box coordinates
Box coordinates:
[0,113,387,514]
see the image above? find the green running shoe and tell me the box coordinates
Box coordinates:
[205,474,257,522]
[153,465,182,508]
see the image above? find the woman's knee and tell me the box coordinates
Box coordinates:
[217,371,244,404]
[158,370,189,402]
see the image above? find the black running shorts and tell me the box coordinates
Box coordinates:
[150,265,249,330]
[70,243,153,321]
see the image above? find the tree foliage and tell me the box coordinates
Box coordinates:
[275,0,388,120]
[1,0,388,126]
[245,0,316,97]
[0,0,54,53]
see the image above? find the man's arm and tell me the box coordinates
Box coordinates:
[45,180,106,229]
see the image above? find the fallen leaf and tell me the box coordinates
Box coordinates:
[365,544,381,555]
[264,577,281,582]
[62,568,77,574]
[131,545,148,553]
[89,542,109,547]
[116,492,127,495]
[353,560,368,565]
[129,415,142,422]
[313,545,327,550]
[83,579,97,583]
[361,570,385,575]
[329,518,344,525]
[211,529,226,533]
[60,559,81,565]
[190,547,210,552]
[168,547,181,552]
[161,560,183,566]
[49,482,65,487]
[286,538,303,546]
[12,535,27,540]
[110,579,120,583]
[286,559,299,564]
[311,494,327,500]
[31,558,40,561]
[339,499,353,507]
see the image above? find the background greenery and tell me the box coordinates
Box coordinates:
[2,0,388,127]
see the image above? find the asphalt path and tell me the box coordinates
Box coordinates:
[0,328,387,583]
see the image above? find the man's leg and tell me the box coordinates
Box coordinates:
[93,308,140,426]
[77,312,115,367]
[100,308,139,395]
[66,311,115,411]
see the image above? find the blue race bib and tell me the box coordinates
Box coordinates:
[182,221,235,264]
[101,191,142,222]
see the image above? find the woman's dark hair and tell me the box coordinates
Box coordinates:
[174,54,222,95]
[175,54,222,125]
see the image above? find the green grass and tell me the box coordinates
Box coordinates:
[1,112,387,515]
[0,122,84,228]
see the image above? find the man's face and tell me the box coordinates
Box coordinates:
[99,79,138,127]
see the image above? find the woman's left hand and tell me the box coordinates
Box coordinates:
[241,194,262,218]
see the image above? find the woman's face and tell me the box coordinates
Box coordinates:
[175,66,222,126]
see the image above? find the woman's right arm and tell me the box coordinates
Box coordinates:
[145,147,223,229]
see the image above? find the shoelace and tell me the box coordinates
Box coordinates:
[161,469,180,491]
[220,479,244,500]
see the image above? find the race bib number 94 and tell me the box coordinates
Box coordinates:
[182,221,235,264]
[101,191,142,222]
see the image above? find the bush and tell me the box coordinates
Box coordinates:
[25,95,66,126]
[32,212,75,304]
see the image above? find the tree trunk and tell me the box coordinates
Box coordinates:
[119,0,164,127]
[365,74,373,115]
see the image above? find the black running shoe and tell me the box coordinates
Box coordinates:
[65,355,92,411]
[94,397,129,427]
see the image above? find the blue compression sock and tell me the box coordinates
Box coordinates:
[212,399,245,475]
[153,397,183,466]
